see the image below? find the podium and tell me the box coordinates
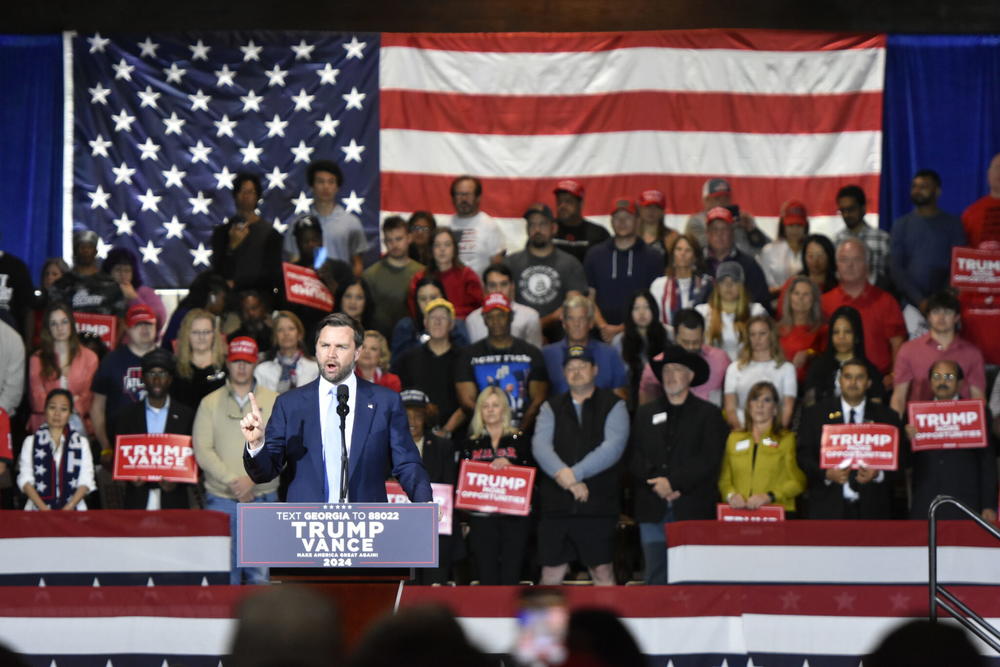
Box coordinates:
[237,501,439,646]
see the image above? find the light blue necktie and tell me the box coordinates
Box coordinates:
[323,388,343,503]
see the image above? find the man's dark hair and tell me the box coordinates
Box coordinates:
[914,168,942,187]
[867,619,984,667]
[315,311,364,348]
[925,288,960,316]
[307,159,343,188]
[928,358,963,382]
[232,172,262,200]
[674,308,705,332]
[836,184,866,207]
[450,174,482,198]
[381,215,408,234]
[229,586,342,667]
[483,263,513,284]
[841,357,870,377]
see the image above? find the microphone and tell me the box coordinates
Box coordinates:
[336,384,350,502]
[336,384,350,418]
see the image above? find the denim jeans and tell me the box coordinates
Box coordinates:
[638,505,675,585]
[205,491,277,585]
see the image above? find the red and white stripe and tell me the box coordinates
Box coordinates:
[379,30,886,249]
[0,510,230,576]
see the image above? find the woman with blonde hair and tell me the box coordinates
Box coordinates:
[254,311,318,394]
[718,381,806,515]
[460,386,531,585]
[723,315,796,430]
[27,303,98,433]
[170,308,227,408]
[695,261,766,361]
[355,330,401,392]
[777,275,826,383]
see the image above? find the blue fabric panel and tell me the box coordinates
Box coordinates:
[0,34,64,281]
[881,34,1000,229]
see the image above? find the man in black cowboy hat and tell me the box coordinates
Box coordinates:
[630,344,729,585]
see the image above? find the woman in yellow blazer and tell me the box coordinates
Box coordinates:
[719,380,806,514]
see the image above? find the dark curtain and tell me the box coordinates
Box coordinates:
[881,34,1000,230]
[0,34,63,282]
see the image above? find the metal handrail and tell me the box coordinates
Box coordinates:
[928,494,1000,653]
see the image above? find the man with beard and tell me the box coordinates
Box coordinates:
[448,175,506,275]
[551,180,610,263]
[630,345,728,584]
[504,203,588,341]
[890,169,967,310]
[242,313,431,503]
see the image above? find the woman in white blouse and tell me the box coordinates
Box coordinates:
[760,200,809,294]
[18,389,94,510]
[648,234,713,339]
[696,261,766,362]
[254,311,318,394]
[723,315,797,431]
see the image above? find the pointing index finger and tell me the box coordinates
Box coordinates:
[248,392,260,415]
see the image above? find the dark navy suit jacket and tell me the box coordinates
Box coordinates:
[243,377,432,503]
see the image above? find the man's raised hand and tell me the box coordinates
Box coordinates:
[241,392,265,448]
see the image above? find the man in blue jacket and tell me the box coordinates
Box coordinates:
[242,313,431,503]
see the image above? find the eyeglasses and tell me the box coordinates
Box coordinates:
[145,369,171,378]
[411,225,430,232]
[191,330,214,336]
[931,372,958,381]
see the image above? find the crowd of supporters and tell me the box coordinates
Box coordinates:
[1,153,999,586]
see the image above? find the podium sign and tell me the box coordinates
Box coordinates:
[716,503,786,522]
[237,502,438,568]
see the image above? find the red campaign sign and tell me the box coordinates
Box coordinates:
[283,262,334,311]
[113,434,198,484]
[716,503,786,523]
[454,460,536,516]
[73,312,117,349]
[908,399,988,452]
[820,423,899,471]
[385,481,454,535]
[951,247,1000,291]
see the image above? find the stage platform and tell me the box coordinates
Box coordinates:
[2,512,999,665]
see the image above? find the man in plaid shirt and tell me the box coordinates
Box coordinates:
[834,185,891,288]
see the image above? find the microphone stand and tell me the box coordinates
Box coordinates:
[337,400,349,502]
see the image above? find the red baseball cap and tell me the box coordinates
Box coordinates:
[482,293,511,314]
[227,336,259,364]
[780,199,809,225]
[125,304,156,328]
[611,197,637,215]
[638,189,666,208]
[706,206,734,224]
[554,179,585,199]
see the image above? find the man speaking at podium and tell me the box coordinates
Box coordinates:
[241,313,432,503]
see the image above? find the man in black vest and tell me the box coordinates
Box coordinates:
[630,345,729,585]
[532,345,628,585]
[797,358,901,519]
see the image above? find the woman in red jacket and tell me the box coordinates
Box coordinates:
[408,228,483,320]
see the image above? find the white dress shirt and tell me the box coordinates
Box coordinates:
[319,372,358,502]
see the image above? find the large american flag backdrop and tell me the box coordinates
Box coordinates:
[69,30,885,288]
